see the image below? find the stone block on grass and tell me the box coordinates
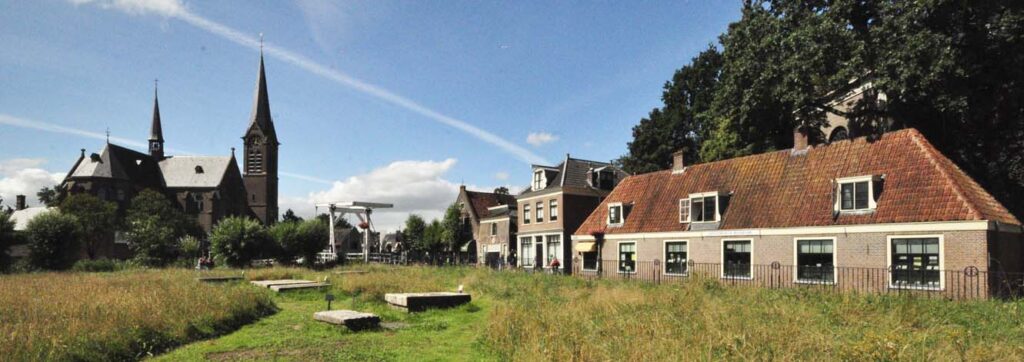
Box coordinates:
[314,310,381,331]
[270,282,330,292]
[384,292,471,312]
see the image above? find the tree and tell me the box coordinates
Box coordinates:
[268,221,300,265]
[294,219,328,267]
[0,212,16,271]
[402,214,427,251]
[36,186,65,207]
[315,213,351,229]
[440,203,470,252]
[282,209,303,223]
[124,189,200,266]
[493,186,509,195]
[421,219,444,252]
[210,216,270,268]
[25,211,81,270]
[59,194,119,260]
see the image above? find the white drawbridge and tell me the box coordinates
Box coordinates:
[315,201,393,263]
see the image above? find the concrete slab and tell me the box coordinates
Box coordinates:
[270,283,330,292]
[250,279,314,288]
[196,276,244,283]
[384,292,472,312]
[333,270,368,275]
[314,310,380,330]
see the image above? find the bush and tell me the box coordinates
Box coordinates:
[210,216,269,268]
[71,258,127,273]
[178,235,202,260]
[294,219,328,267]
[25,211,81,270]
[126,217,178,267]
[268,221,300,265]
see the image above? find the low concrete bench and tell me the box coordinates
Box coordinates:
[250,279,314,288]
[314,310,380,330]
[196,276,244,283]
[333,270,368,275]
[270,282,330,292]
[384,292,471,312]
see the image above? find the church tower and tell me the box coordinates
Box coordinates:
[149,84,165,160]
[242,51,279,225]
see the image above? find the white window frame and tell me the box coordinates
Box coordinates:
[607,202,624,226]
[545,234,562,269]
[663,240,689,276]
[532,170,545,191]
[617,241,637,274]
[519,236,533,268]
[523,204,531,225]
[679,198,691,223]
[792,237,837,285]
[835,175,879,213]
[886,234,945,291]
[689,191,721,223]
[536,202,544,223]
[721,238,754,280]
[549,199,558,222]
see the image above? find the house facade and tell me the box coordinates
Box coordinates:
[454,186,517,265]
[517,155,628,272]
[572,129,1022,298]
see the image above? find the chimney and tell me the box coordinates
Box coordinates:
[15,195,26,211]
[672,150,685,174]
[793,127,810,151]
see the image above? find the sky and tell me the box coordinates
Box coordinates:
[0,0,742,231]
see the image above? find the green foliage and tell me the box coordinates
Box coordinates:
[294,219,328,267]
[441,203,471,252]
[0,212,16,272]
[71,258,128,273]
[268,221,300,265]
[402,214,427,251]
[421,219,444,252]
[281,209,303,223]
[36,186,64,207]
[124,190,197,266]
[25,211,81,270]
[315,213,351,228]
[210,216,270,268]
[178,235,202,260]
[59,193,119,260]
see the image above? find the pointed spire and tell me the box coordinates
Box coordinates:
[247,43,276,140]
[150,80,163,142]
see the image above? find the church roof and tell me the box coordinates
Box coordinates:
[68,143,163,187]
[158,156,234,188]
[245,53,276,140]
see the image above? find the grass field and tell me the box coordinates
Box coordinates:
[4,266,1024,361]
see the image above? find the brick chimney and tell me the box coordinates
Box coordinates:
[672,150,685,174]
[15,195,26,210]
[793,127,810,151]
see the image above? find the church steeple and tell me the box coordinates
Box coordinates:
[149,81,165,160]
[243,46,279,226]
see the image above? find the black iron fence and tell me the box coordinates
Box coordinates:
[571,259,1024,300]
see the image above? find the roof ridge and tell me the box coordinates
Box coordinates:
[907,130,984,220]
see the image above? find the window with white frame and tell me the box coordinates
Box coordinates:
[665,241,688,275]
[532,170,544,190]
[536,202,544,223]
[520,237,533,267]
[546,235,561,266]
[679,199,690,223]
[523,204,531,225]
[723,240,751,278]
[690,193,718,223]
[608,203,623,225]
[549,200,558,221]
[796,239,834,283]
[837,176,878,212]
[890,237,941,288]
[618,242,636,273]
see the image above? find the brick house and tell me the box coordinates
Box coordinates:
[571,129,1022,297]
[454,186,517,265]
[517,155,628,272]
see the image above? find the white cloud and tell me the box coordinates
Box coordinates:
[526,132,558,147]
[68,0,550,166]
[494,171,509,181]
[279,159,467,232]
[0,158,65,208]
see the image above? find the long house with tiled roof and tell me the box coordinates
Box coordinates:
[454,186,518,266]
[571,129,1023,297]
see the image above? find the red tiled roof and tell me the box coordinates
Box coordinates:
[575,128,1019,236]
[464,190,516,220]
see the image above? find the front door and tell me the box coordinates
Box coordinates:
[535,243,543,268]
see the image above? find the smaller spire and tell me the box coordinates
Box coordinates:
[150,79,163,142]
[106,127,110,144]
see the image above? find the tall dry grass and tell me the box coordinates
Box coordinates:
[0,269,275,361]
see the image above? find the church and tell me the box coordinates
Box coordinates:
[61,52,280,239]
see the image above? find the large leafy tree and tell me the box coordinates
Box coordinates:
[59,193,119,260]
[402,214,427,251]
[282,209,303,223]
[440,203,471,252]
[0,212,16,271]
[36,186,65,207]
[124,189,201,266]
[25,211,81,270]
[421,219,445,252]
[210,216,270,268]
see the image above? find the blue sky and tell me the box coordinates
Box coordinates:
[0,0,741,229]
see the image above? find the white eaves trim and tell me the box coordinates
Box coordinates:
[571,220,1003,241]
[516,191,563,203]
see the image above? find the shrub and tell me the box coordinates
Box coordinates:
[59,193,119,260]
[268,221,300,265]
[178,235,202,260]
[294,219,328,267]
[210,216,269,268]
[71,258,127,272]
[126,217,179,267]
[25,211,81,270]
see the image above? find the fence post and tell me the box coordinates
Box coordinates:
[654,259,661,284]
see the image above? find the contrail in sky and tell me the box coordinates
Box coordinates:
[0,113,335,185]
[68,0,550,166]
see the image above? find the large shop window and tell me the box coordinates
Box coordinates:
[723,240,752,278]
[520,237,533,267]
[664,241,688,275]
[796,239,834,283]
[546,235,561,266]
[891,237,941,288]
[618,242,636,273]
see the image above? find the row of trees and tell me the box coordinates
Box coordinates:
[400,203,471,253]
[618,0,1024,219]
[209,216,328,268]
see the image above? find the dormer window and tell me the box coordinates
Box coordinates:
[607,202,624,226]
[836,175,880,212]
[689,192,720,223]
[532,170,545,190]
